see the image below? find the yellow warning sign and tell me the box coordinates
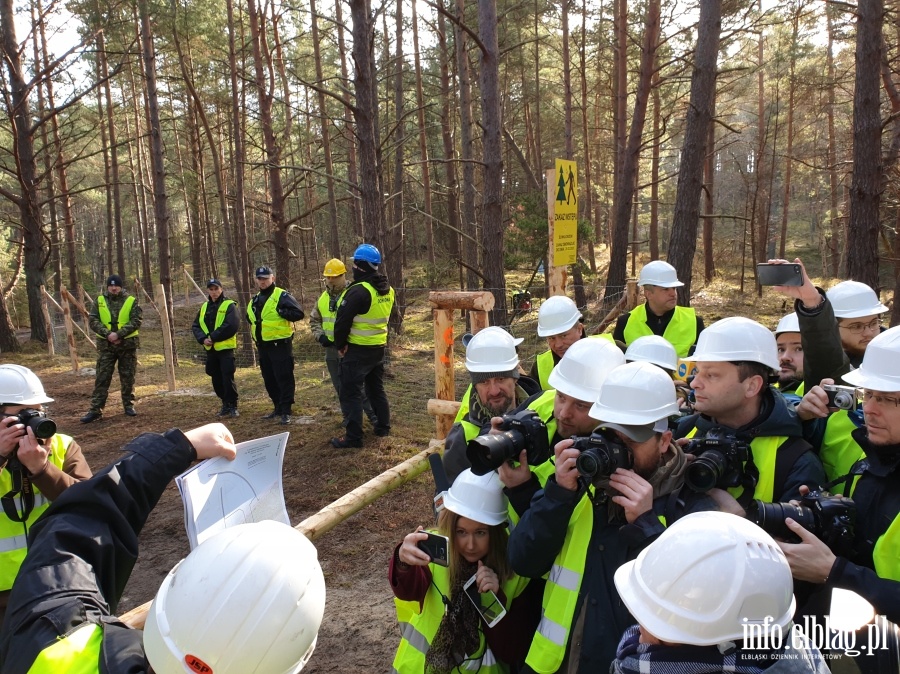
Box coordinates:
[551,159,577,266]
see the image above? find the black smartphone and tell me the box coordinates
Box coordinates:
[757,263,803,286]
[416,532,449,567]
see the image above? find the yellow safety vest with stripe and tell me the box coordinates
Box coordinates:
[247,286,293,342]
[392,556,528,673]
[26,622,103,674]
[0,434,71,591]
[96,295,138,338]
[316,289,345,341]
[622,304,696,358]
[820,410,865,484]
[535,334,614,390]
[684,427,783,502]
[348,283,394,346]
[198,299,236,350]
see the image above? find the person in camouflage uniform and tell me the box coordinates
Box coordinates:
[81,275,143,422]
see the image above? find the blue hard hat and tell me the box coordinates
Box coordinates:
[353,243,382,265]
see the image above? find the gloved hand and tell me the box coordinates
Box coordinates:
[318,334,333,347]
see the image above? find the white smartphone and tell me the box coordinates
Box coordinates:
[463,573,507,628]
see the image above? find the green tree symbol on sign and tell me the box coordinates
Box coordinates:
[556,167,567,203]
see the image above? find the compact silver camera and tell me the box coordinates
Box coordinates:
[823,384,858,412]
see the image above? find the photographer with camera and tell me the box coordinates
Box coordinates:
[508,361,724,673]
[675,317,824,504]
[0,365,92,625]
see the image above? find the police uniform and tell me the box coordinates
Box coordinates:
[191,282,240,415]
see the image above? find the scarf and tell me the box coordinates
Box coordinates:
[424,560,483,674]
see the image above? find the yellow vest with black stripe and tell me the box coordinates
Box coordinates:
[97,295,138,338]
[535,335,614,390]
[198,299,236,350]
[0,433,72,591]
[622,304,696,358]
[26,622,102,674]
[391,558,527,673]
[316,289,346,340]
[247,286,293,342]
[820,411,865,483]
[684,427,783,502]
[348,283,394,346]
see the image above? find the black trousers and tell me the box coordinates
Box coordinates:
[257,339,295,414]
[206,348,238,408]
[339,344,390,441]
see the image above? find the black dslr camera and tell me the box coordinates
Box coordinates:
[570,428,632,479]
[466,410,550,475]
[684,429,749,492]
[9,409,57,440]
[748,491,856,555]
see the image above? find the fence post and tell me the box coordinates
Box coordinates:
[433,308,454,439]
[155,284,177,391]
[626,278,640,311]
[59,285,79,373]
[40,286,54,357]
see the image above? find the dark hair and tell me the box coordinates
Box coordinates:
[733,361,771,385]
[437,508,512,589]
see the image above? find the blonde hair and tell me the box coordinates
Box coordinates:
[437,508,511,590]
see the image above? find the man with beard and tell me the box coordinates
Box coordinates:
[508,361,725,674]
[774,312,804,399]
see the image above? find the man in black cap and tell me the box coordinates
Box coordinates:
[81,275,143,422]
[192,279,240,417]
[247,266,305,424]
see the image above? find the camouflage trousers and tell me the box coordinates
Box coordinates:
[90,345,138,412]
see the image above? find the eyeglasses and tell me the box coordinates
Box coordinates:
[862,390,900,408]
[839,318,882,334]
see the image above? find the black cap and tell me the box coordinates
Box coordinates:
[255,266,273,278]
[106,275,123,287]
[207,278,222,288]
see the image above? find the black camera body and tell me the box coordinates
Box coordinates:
[11,409,57,440]
[823,384,858,412]
[467,410,550,475]
[684,430,749,492]
[570,429,632,479]
[748,490,856,555]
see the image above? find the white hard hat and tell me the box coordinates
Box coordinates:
[624,335,678,371]
[590,361,679,426]
[548,338,625,403]
[443,469,508,526]
[638,260,683,288]
[614,511,795,646]
[0,364,53,406]
[465,326,522,373]
[827,280,888,319]
[144,521,326,674]
[843,326,900,391]
[774,312,800,336]
[691,317,780,371]
[537,295,582,337]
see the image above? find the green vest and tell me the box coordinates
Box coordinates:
[0,434,71,590]
[820,411,865,484]
[622,304,697,358]
[348,283,395,346]
[685,427,783,502]
[316,290,344,340]
[198,299,236,350]
[247,286,293,342]
[26,622,102,674]
[97,295,138,338]
[456,384,473,423]
[535,335,614,391]
[871,511,900,582]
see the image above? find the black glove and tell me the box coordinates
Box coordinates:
[318,334,333,347]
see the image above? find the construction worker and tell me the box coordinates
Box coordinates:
[247,266,305,425]
[309,258,376,427]
[0,365,92,624]
[191,279,240,417]
[81,275,142,422]
[330,244,395,448]
[774,312,804,399]
[0,423,325,674]
[613,260,704,358]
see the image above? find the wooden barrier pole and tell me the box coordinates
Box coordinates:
[594,293,628,336]
[39,286,54,357]
[182,265,207,300]
[434,308,454,439]
[469,310,489,334]
[46,291,95,347]
[155,284,177,391]
[59,286,79,372]
[427,291,495,311]
[427,398,462,417]
[625,278,640,311]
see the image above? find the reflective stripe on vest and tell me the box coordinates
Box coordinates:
[684,427,782,502]
[198,299,236,350]
[820,410,865,484]
[247,286,293,342]
[97,295,138,338]
[348,283,394,346]
[871,511,900,582]
[316,290,344,340]
[535,351,556,390]
[27,622,102,674]
[0,434,71,590]
[622,304,696,358]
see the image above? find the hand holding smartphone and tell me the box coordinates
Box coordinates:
[464,573,507,627]
[757,263,803,286]
[416,532,449,567]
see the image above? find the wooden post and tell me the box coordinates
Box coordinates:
[469,310,489,334]
[626,278,640,310]
[39,286,54,357]
[427,398,462,417]
[183,265,207,300]
[47,290,95,347]
[155,284,177,391]
[59,285,79,372]
[434,309,454,439]
[546,168,567,297]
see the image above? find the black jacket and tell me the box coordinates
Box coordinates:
[333,268,392,351]
[191,294,240,347]
[0,430,197,674]
[249,284,305,343]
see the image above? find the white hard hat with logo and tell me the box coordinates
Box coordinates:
[614,511,795,646]
[827,280,888,319]
[0,364,54,406]
[465,326,522,373]
[548,338,625,403]
[638,260,683,288]
[624,335,678,371]
[691,317,780,371]
[774,313,800,336]
[537,295,582,337]
[843,326,900,392]
[144,521,326,674]
[443,469,508,526]
[590,361,679,426]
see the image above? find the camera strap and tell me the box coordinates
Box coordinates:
[823,459,868,498]
[1,457,35,523]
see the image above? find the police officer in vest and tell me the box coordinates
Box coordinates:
[0,364,91,624]
[81,275,142,422]
[192,279,240,418]
[330,244,395,448]
[247,266,305,425]
[674,317,825,504]
[613,260,704,358]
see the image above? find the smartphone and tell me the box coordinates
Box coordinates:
[757,263,803,286]
[416,532,449,567]
[463,573,508,628]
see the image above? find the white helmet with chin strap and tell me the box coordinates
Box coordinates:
[0,364,53,406]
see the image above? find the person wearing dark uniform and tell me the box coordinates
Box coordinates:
[247,266,305,425]
[81,275,142,422]
[330,244,395,448]
[192,279,240,418]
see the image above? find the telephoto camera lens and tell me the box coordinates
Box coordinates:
[685,450,728,492]
[467,431,524,476]
[747,500,817,540]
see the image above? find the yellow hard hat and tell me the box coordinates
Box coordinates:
[323,259,346,277]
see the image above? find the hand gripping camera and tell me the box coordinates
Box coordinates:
[569,428,633,479]
[684,429,750,492]
[748,491,856,555]
[466,410,550,475]
[9,409,57,440]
